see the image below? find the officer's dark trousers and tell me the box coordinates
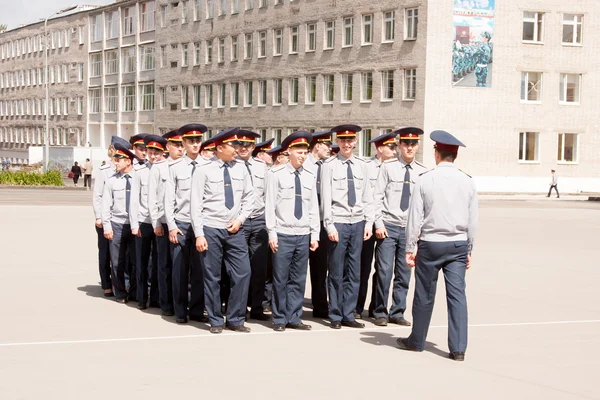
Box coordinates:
[356,224,376,314]
[308,221,329,315]
[328,221,364,322]
[156,223,173,313]
[201,227,251,327]
[136,222,158,307]
[548,184,559,197]
[95,225,112,290]
[171,221,204,320]
[263,247,274,308]
[272,234,309,325]
[407,240,469,353]
[110,222,137,300]
[373,223,410,319]
[243,214,269,312]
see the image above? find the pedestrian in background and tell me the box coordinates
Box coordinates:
[71,162,82,186]
[547,170,559,198]
[83,158,93,189]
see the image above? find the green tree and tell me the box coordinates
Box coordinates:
[0,24,7,33]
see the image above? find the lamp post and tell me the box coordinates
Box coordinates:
[44,5,78,172]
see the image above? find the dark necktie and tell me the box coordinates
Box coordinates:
[347,160,356,207]
[400,164,411,212]
[124,174,131,213]
[244,160,253,184]
[316,160,323,197]
[191,160,197,176]
[223,163,234,210]
[294,170,302,219]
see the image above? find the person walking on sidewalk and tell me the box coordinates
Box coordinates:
[71,162,82,186]
[83,158,93,189]
[547,170,559,198]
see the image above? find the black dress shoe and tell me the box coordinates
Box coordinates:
[273,324,286,332]
[373,317,388,326]
[389,317,412,326]
[396,338,421,352]
[368,311,375,319]
[161,309,175,317]
[286,322,312,330]
[137,303,148,310]
[313,311,329,319]
[189,315,209,323]
[175,317,188,324]
[263,305,272,314]
[210,325,224,334]
[449,352,465,361]
[149,302,160,308]
[342,320,365,328]
[227,325,251,333]
[103,291,114,298]
[330,321,342,329]
[116,297,128,304]
[353,312,363,320]
[250,312,271,321]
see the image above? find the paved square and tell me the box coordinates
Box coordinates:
[0,189,598,399]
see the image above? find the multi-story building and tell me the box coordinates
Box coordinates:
[0,10,91,165]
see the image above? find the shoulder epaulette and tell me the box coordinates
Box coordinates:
[303,168,314,176]
[414,161,427,168]
[99,163,111,170]
[353,157,367,163]
[458,169,472,178]
[419,170,432,177]
[253,157,265,164]
[384,158,398,164]
[168,158,183,167]
[272,165,286,173]
[134,163,147,171]
[153,159,167,165]
[324,156,336,163]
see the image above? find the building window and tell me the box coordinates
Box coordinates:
[193,0,201,20]
[140,84,155,111]
[160,87,167,108]
[307,23,317,52]
[562,14,583,45]
[206,39,213,63]
[518,132,539,162]
[90,14,102,42]
[123,85,136,111]
[559,73,581,104]
[246,0,253,10]
[325,21,335,49]
[63,65,69,83]
[205,84,213,107]
[181,85,189,109]
[259,0,267,7]
[90,53,102,77]
[360,129,372,157]
[381,70,394,100]
[232,0,239,14]
[182,1,189,23]
[289,77,299,104]
[193,85,201,108]
[258,80,267,105]
[218,83,226,107]
[343,17,353,47]
[360,72,372,102]
[141,1,156,32]
[520,71,542,102]
[160,45,167,67]
[89,88,101,113]
[122,47,136,73]
[405,8,418,40]
[383,11,395,42]
[105,86,118,112]
[219,0,226,15]
[245,81,253,106]
[290,26,299,54]
[342,73,353,103]
[323,74,334,103]
[78,97,84,115]
[140,46,155,71]
[523,11,544,43]
[306,76,316,104]
[273,79,283,105]
[231,36,239,61]
[182,43,189,66]
[218,38,225,62]
[274,29,283,56]
[104,50,118,75]
[105,11,119,39]
[231,82,240,107]
[557,133,578,163]
[362,14,373,45]
[403,69,416,100]
[272,128,282,145]
[160,5,167,27]
[123,7,135,36]
[259,30,267,58]
[206,0,214,18]
[245,33,253,59]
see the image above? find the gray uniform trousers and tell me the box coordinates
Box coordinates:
[407,240,469,353]
[109,222,137,300]
[243,214,269,311]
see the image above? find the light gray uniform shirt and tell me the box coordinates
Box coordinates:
[190,157,254,238]
[93,163,115,220]
[129,162,152,230]
[321,154,374,234]
[265,163,320,242]
[102,170,136,231]
[373,158,428,229]
[405,162,478,253]
[165,156,200,231]
[239,156,267,219]
[303,152,326,220]
[147,158,170,229]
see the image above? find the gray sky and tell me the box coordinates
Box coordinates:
[1,0,109,31]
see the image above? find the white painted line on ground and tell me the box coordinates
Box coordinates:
[1,319,599,348]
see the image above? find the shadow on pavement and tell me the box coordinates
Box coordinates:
[359,331,449,359]
[77,284,112,299]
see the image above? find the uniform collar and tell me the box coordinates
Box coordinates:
[184,155,200,165]
[371,156,382,167]
[285,163,303,174]
[437,162,455,168]
[338,153,353,163]
[237,156,253,165]
[399,156,417,168]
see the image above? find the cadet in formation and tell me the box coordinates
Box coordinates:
[396,130,478,362]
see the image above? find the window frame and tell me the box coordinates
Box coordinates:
[518,131,540,163]
[557,133,579,164]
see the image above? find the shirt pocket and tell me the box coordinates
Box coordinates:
[232,176,244,193]
[207,175,224,195]
[332,176,347,191]
[140,179,149,197]
[114,187,126,200]
[253,173,265,192]
[301,183,313,200]
[389,177,405,192]
[177,176,192,192]
[353,175,364,191]
[279,182,295,199]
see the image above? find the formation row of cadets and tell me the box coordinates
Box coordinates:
[92,123,478,358]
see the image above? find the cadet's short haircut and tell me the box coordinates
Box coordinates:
[437,149,457,162]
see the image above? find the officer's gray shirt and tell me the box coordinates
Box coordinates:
[148,158,170,229]
[164,156,199,231]
[102,170,135,231]
[303,152,326,220]
[129,162,152,230]
[240,156,267,219]
[190,157,254,237]
[551,174,558,185]
[265,163,320,242]
[373,158,428,229]
[321,154,374,234]
[93,163,115,219]
[405,162,478,253]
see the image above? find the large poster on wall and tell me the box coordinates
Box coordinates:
[452,0,495,88]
